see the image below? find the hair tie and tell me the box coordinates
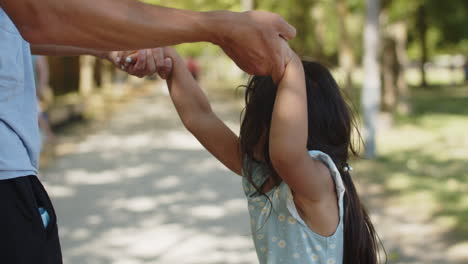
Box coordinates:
[343,164,353,172]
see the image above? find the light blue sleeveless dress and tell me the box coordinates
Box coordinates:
[242,150,345,264]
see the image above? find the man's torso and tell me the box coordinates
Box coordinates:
[0,7,40,180]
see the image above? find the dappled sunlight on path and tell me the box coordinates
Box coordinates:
[42,88,256,264]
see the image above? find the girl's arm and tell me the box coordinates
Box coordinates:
[269,49,335,202]
[164,48,242,176]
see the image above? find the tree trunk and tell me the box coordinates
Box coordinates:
[382,37,397,113]
[417,4,428,88]
[286,0,315,56]
[79,55,96,97]
[241,0,256,10]
[361,0,381,158]
[311,5,326,60]
[100,60,113,95]
[337,0,355,93]
[393,22,411,114]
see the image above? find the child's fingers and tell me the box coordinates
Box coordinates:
[125,50,148,78]
[158,57,173,80]
[114,51,129,70]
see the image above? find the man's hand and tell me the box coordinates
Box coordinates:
[214,11,296,83]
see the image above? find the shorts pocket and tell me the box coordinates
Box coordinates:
[13,178,35,222]
[30,177,59,239]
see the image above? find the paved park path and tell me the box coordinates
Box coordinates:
[41,85,466,264]
[42,86,256,264]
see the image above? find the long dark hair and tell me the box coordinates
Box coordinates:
[239,60,385,264]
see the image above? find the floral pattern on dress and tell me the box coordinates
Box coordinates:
[242,150,345,264]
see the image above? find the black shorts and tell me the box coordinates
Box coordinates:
[0,175,62,264]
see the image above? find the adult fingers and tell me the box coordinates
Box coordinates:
[276,16,296,40]
[271,54,285,84]
[158,57,173,80]
[271,38,290,84]
[152,48,164,68]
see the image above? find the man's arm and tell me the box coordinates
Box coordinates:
[31,45,108,59]
[2,0,214,50]
[0,0,296,81]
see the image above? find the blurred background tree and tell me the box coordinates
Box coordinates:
[46,0,468,156]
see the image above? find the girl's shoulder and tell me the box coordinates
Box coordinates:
[307,150,346,200]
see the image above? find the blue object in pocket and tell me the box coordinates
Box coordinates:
[38,207,50,228]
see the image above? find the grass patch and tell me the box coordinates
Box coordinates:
[355,85,468,243]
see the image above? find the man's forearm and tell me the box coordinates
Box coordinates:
[30,45,108,59]
[1,0,226,50]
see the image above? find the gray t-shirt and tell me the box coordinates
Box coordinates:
[0,8,40,179]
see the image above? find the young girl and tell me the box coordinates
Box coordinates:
[161,46,383,264]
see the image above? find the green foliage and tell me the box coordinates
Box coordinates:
[140,0,467,63]
[141,0,240,11]
[387,0,468,58]
[385,0,422,22]
[141,0,240,57]
[425,0,468,54]
[256,0,315,56]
